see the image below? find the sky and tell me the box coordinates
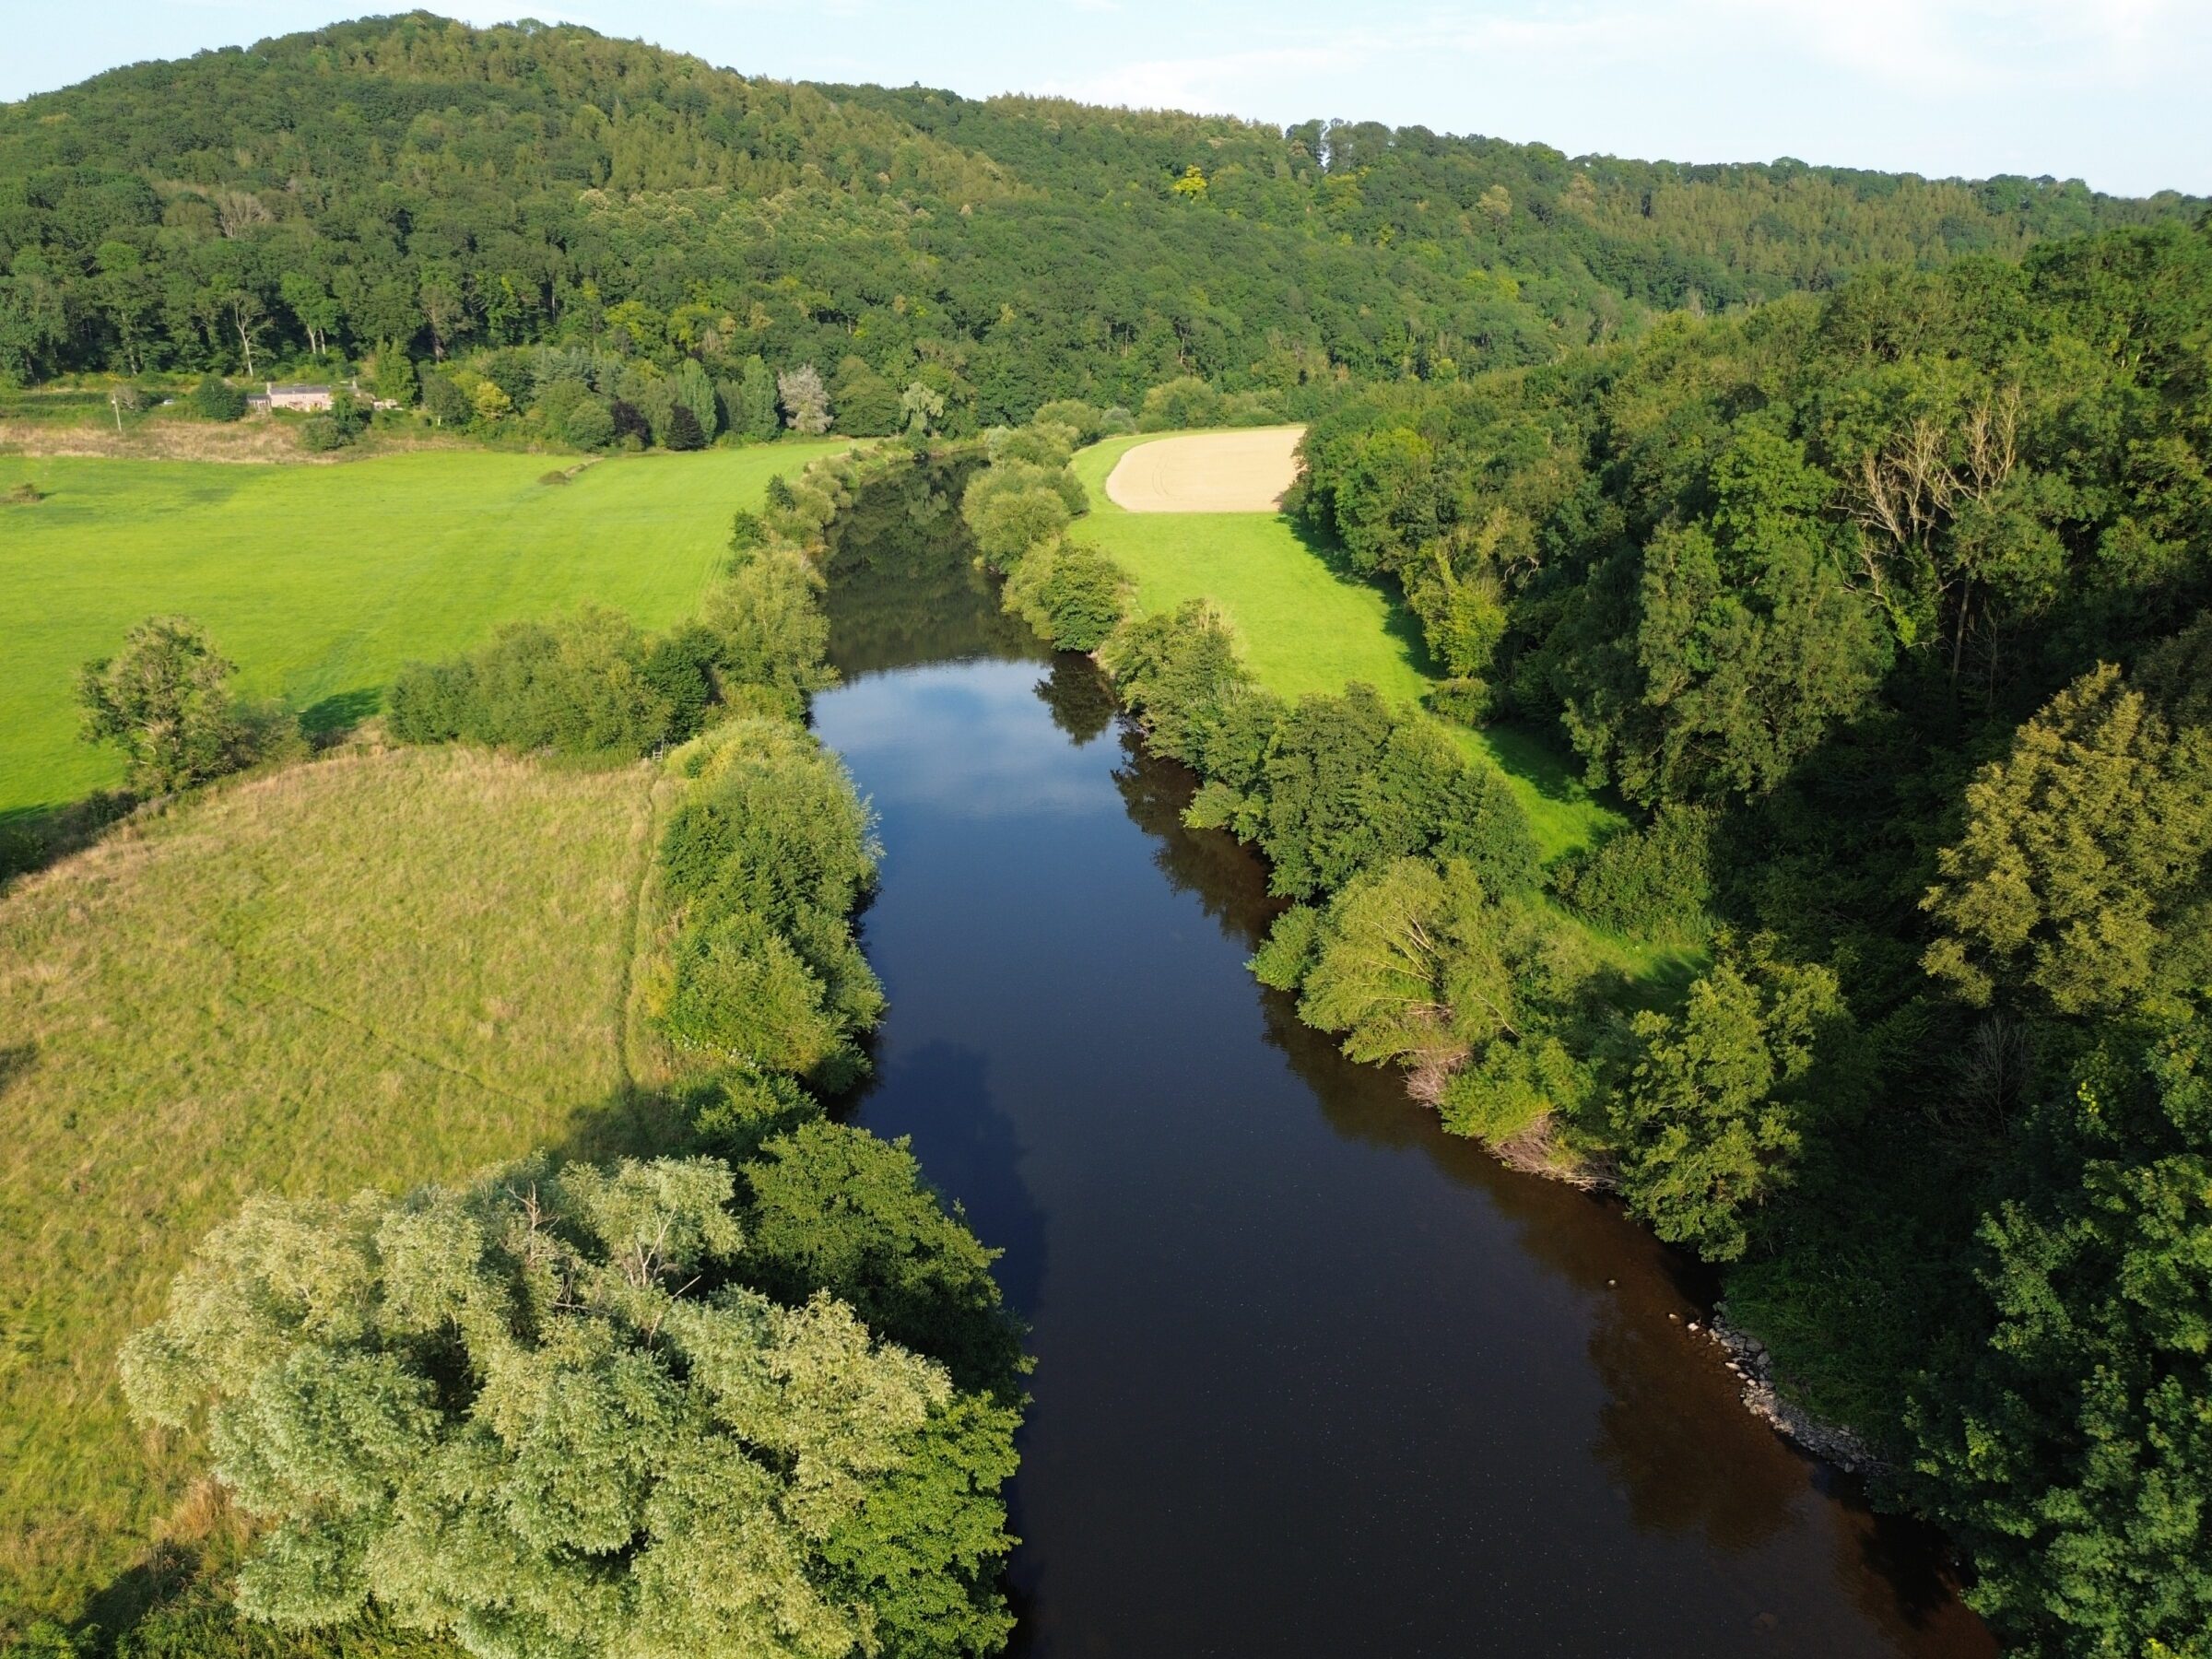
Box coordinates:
[3,0,2205,197]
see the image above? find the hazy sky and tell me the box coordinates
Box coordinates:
[4,1,2204,197]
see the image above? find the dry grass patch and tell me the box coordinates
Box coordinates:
[0,746,672,1622]
[1102,425,1305,512]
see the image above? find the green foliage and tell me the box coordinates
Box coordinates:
[119,1153,1018,1659]
[189,376,246,421]
[1923,661,2212,1021]
[736,1121,1028,1404]
[386,549,833,757]
[834,356,903,437]
[0,14,2194,424]
[998,538,1128,651]
[655,718,883,1096]
[385,608,699,757]
[959,460,1081,570]
[560,396,616,450]
[1906,1018,2212,1658]
[416,370,470,428]
[76,616,287,795]
[1609,944,1853,1261]
[697,549,838,721]
[735,358,781,442]
[1551,803,1714,940]
[1271,856,1599,1142]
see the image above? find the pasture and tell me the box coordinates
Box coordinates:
[0,745,670,1622]
[1071,434,1626,863]
[0,441,846,818]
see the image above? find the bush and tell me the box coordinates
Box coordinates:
[76,616,291,794]
[1001,537,1129,651]
[560,395,616,449]
[298,414,345,452]
[1030,398,1107,445]
[1138,376,1225,430]
[1426,676,1493,726]
[1550,803,1714,939]
[188,376,246,421]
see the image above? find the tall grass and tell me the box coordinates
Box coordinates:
[0,746,671,1623]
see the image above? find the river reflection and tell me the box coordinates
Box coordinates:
[813,468,1994,1658]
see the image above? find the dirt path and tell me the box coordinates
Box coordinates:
[1103,425,1305,512]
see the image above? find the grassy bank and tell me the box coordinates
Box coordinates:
[0,441,844,818]
[0,746,671,1623]
[1070,434,1624,863]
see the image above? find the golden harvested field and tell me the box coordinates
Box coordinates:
[1102,425,1305,512]
[0,746,673,1623]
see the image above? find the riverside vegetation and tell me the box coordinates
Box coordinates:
[945,221,2212,1658]
[2,12,2206,1658]
[5,515,1023,1656]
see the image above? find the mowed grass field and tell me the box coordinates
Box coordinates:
[0,746,675,1623]
[1071,434,1626,863]
[0,441,846,818]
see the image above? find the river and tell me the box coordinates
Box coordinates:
[810,468,1996,1658]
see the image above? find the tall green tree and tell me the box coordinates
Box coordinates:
[76,617,254,794]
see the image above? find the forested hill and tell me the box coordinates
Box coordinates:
[1,11,2201,418]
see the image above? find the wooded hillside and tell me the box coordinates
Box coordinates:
[2,11,2199,419]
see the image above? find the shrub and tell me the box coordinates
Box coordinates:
[560,395,616,449]
[1001,537,1129,651]
[1138,375,1224,430]
[298,414,345,452]
[1550,803,1714,939]
[1030,398,1106,445]
[188,375,246,421]
[1426,676,1493,726]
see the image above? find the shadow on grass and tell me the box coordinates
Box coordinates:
[300,685,382,741]
[0,795,135,886]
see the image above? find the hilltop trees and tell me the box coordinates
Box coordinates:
[0,17,2194,420]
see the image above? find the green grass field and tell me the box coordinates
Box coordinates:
[1071,434,1626,864]
[0,441,846,818]
[0,745,674,1623]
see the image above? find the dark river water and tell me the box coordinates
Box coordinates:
[812,472,1995,1658]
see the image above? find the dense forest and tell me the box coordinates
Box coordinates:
[1,12,2201,427]
[1286,222,2212,1655]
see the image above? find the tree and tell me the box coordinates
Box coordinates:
[1907,1018,2212,1657]
[1607,946,1851,1260]
[189,374,247,421]
[664,402,707,451]
[900,380,947,437]
[418,367,471,427]
[1923,662,2212,1020]
[76,617,257,794]
[832,357,902,436]
[778,363,832,436]
[736,357,781,441]
[121,1155,1019,1659]
[674,358,720,441]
